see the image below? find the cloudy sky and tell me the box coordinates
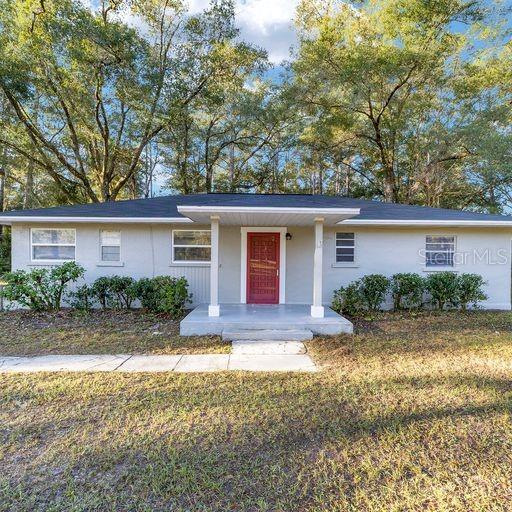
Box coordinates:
[81,0,299,63]
[189,0,300,63]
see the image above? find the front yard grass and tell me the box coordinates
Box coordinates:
[2,310,512,511]
[0,309,229,355]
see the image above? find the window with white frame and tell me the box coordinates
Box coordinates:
[335,232,355,263]
[172,230,211,262]
[425,236,455,267]
[31,228,76,261]
[100,230,121,262]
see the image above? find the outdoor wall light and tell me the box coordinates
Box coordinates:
[286,233,292,241]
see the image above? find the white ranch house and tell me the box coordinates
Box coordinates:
[1,193,511,336]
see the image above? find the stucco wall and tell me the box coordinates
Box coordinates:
[322,226,512,310]
[11,223,212,305]
[10,223,512,309]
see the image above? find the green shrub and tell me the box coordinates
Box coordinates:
[332,281,364,316]
[68,284,94,312]
[135,275,192,318]
[391,273,425,310]
[107,276,137,309]
[425,271,459,310]
[456,273,487,310]
[90,277,112,309]
[334,271,487,315]
[0,228,10,276]
[89,276,138,309]
[359,274,390,312]
[2,262,85,311]
[135,277,159,311]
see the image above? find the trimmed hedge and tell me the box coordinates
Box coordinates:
[2,262,85,311]
[71,276,139,311]
[391,273,425,310]
[4,263,192,318]
[425,271,488,310]
[135,276,192,318]
[425,271,459,310]
[332,272,487,316]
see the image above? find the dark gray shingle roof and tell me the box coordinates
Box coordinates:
[0,193,511,222]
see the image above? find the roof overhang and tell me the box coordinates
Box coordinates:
[341,219,512,227]
[2,213,510,228]
[0,216,193,226]
[177,205,361,226]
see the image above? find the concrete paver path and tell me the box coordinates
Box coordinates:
[0,353,317,373]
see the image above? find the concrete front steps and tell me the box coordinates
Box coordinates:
[232,340,306,355]
[222,329,313,342]
[224,329,312,356]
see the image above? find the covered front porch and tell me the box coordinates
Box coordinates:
[177,202,359,336]
[180,304,353,336]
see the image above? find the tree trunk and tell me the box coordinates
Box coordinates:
[382,166,396,202]
[271,153,279,193]
[23,164,34,209]
[205,167,213,193]
[0,160,6,243]
[334,165,341,195]
[229,142,235,192]
[344,163,352,196]
[23,95,39,208]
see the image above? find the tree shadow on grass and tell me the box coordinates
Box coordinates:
[2,370,512,511]
[313,323,512,365]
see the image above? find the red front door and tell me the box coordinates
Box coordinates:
[247,232,280,304]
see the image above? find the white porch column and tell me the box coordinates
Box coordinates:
[208,215,220,317]
[311,217,324,318]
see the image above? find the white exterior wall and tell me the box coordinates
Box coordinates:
[10,223,512,310]
[322,226,512,310]
[11,223,212,305]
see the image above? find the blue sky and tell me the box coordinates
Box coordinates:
[82,0,300,63]
[188,0,299,64]
[83,0,511,66]
[189,0,512,65]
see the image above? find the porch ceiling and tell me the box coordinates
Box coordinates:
[176,206,360,226]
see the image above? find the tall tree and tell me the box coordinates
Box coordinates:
[0,0,258,202]
[292,0,503,203]
[163,80,299,193]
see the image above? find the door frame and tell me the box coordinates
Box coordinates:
[240,227,286,304]
[246,232,280,304]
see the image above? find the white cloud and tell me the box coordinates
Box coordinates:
[81,0,299,64]
[190,0,299,63]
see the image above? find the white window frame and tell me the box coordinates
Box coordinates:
[172,229,211,265]
[99,229,121,263]
[334,231,356,265]
[30,228,76,262]
[425,235,456,268]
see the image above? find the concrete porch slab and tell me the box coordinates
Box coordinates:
[180,304,353,336]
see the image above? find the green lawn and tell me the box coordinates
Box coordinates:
[0,309,229,355]
[2,311,512,511]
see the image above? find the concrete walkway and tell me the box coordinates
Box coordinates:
[0,353,317,373]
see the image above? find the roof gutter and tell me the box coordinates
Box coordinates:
[177,205,361,215]
[340,219,512,227]
[0,216,193,225]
